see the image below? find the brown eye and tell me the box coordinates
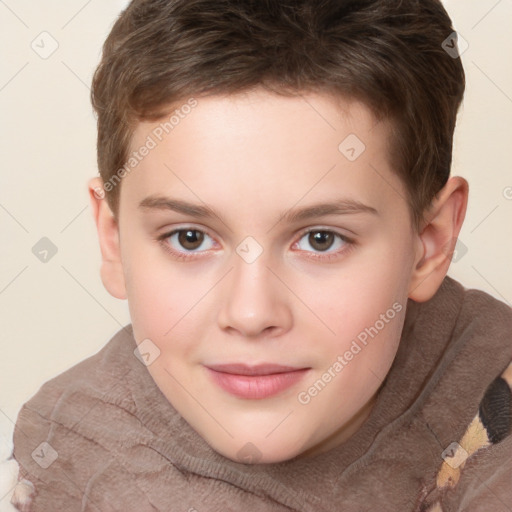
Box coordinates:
[294,229,352,261]
[158,227,217,261]
[177,229,205,250]
[308,231,335,252]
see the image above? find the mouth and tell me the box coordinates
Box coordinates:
[204,363,311,399]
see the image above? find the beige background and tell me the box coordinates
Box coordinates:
[1,0,511,451]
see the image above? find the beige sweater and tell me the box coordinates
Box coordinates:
[12,277,512,511]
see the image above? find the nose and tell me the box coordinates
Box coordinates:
[217,248,293,339]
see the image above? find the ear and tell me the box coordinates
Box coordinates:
[408,176,469,302]
[88,177,127,300]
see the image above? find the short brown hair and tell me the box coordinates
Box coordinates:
[91,0,465,229]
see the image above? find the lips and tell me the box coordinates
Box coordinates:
[205,363,310,399]
[206,363,305,376]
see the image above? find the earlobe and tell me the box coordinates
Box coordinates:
[408,176,469,302]
[87,177,127,300]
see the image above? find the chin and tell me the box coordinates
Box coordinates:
[209,433,309,465]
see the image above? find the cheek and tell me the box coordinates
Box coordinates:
[353,230,414,304]
[122,243,198,338]
[308,245,410,329]
[298,235,412,368]
[337,241,411,370]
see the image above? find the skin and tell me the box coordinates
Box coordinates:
[88,88,468,463]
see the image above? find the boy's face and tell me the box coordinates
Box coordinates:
[114,89,421,463]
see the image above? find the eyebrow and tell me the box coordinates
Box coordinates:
[138,195,378,223]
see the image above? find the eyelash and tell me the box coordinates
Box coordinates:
[156,227,355,262]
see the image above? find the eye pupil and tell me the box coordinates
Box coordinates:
[178,230,204,250]
[309,231,334,251]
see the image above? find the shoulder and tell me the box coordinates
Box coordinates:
[414,277,512,510]
[408,275,512,336]
[12,325,146,509]
[15,325,137,430]
[444,276,511,383]
[416,276,512,426]
[456,276,512,332]
[409,275,512,377]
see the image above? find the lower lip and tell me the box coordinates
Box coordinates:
[205,367,310,400]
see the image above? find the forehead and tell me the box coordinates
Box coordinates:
[122,89,407,223]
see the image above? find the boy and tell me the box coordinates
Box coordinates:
[10,0,512,510]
